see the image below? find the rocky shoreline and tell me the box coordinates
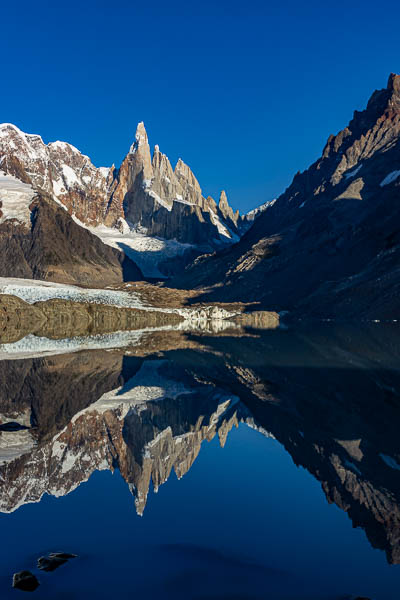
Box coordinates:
[0,281,279,345]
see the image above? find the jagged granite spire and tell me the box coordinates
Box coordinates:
[219,190,236,224]
[174,158,203,196]
[128,121,153,181]
[0,118,242,252]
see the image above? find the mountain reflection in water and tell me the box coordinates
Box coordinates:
[1,322,400,599]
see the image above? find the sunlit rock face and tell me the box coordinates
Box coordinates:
[0,123,115,227]
[111,122,240,245]
[0,121,240,247]
[0,134,143,286]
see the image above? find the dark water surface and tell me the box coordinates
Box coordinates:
[1,323,400,599]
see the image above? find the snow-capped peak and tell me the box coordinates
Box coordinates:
[0,123,112,226]
[48,140,81,154]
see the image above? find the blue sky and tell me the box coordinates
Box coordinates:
[1,0,400,213]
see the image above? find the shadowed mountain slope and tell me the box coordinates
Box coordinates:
[172,74,400,320]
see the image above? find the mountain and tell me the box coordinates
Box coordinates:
[0,172,141,286]
[108,122,240,245]
[0,355,246,516]
[173,73,400,320]
[0,122,240,279]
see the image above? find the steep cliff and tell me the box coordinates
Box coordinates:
[173,74,400,320]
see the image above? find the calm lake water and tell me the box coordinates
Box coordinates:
[1,323,400,599]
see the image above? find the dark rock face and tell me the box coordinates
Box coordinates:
[12,570,39,591]
[174,73,400,320]
[0,194,142,286]
[193,324,400,566]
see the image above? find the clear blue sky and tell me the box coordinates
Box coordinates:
[1,0,399,213]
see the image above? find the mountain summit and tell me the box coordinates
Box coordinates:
[108,122,240,244]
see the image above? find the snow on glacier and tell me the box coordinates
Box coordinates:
[0,276,146,308]
[0,171,35,226]
[72,217,193,278]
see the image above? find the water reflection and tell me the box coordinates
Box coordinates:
[1,322,400,568]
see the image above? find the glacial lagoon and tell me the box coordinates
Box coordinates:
[1,323,400,599]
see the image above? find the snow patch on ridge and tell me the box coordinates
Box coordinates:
[62,165,80,187]
[0,171,35,226]
[49,140,81,154]
[344,164,363,179]
[99,167,110,179]
[209,209,231,238]
[380,170,400,187]
[380,453,400,471]
[147,189,172,211]
[245,200,275,221]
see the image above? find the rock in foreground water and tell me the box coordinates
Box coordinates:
[12,571,39,592]
[38,552,77,572]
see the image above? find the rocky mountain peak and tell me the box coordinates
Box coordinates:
[387,72,400,95]
[0,123,115,226]
[219,190,232,216]
[314,73,400,186]
[174,73,400,320]
[387,72,400,111]
[1,119,242,255]
[174,158,202,195]
[128,122,153,181]
[130,121,148,151]
[218,190,238,225]
[151,144,173,176]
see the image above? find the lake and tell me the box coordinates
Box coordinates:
[1,322,400,599]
